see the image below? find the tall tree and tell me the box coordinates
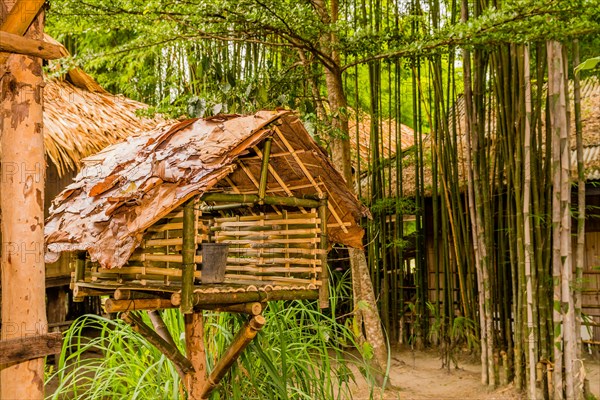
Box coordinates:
[0,1,47,398]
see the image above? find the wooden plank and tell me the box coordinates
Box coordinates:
[0,333,63,364]
[0,30,65,59]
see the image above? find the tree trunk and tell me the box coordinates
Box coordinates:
[0,3,47,399]
[314,0,388,374]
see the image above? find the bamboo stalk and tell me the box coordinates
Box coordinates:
[171,289,319,306]
[200,193,321,208]
[148,311,178,349]
[257,137,273,204]
[227,257,322,267]
[198,302,264,315]
[213,228,319,236]
[96,266,202,279]
[318,198,329,308]
[215,237,319,245]
[72,285,111,298]
[199,315,266,399]
[121,311,192,380]
[215,213,317,223]
[105,298,175,313]
[114,289,171,301]
[181,198,197,314]
[129,254,203,263]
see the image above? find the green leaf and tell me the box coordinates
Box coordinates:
[575,56,600,73]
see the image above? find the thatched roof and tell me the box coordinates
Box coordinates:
[41,34,169,176]
[348,110,415,168]
[44,74,169,176]
[361,77,600,198]
[45,110,369,269]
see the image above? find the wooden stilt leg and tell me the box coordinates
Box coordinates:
[199,315,266,399]
[185,311,207,400]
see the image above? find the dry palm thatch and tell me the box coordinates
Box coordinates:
[41,34,170,176]
[45,110,369,269]
[348,109,415,168]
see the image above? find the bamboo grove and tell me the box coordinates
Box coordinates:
[47,0,600,398]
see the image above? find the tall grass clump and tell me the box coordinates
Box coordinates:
[47,273,374,399]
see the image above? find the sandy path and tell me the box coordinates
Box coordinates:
[350,348,600,400]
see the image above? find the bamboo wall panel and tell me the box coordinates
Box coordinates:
[213,212,322,287]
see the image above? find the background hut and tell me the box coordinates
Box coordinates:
[360,78,600,347]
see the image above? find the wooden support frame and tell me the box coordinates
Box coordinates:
[121,311,193,380]
[0,30,65,59]
[181,197,197,314]
[199,315,266,399]
[0,0,45,65]
[273,127,349,233]
[171,289,319,307]
[318,198,329,308]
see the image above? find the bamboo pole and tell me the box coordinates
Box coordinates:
[114,289,169,300]
[318,198,329,308]
[257,137,272,204]
[148,310,178,347]
[181,198,197,314]
[104,298,175,313]
[121,312,192,381]
[171,289,318,307]
[199,315,266,399]
[200,193,321,208]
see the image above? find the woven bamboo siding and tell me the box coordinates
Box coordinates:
[213,212,322,287]
[580,232,600,343]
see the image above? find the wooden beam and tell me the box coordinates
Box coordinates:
[0,0,45,64]
[0,30,65,59]
[0,332,62,364]
[199,315,266,399]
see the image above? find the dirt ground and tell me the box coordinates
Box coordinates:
[349,347,600,400]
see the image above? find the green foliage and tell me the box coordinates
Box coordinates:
[370,197,416,215]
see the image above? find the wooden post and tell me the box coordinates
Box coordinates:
[318,198,329,308]
[185,312,207,400]
[199,315,266,399]
[257,137,272,204]
[181,197,197,314]
[0,1,47,398]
